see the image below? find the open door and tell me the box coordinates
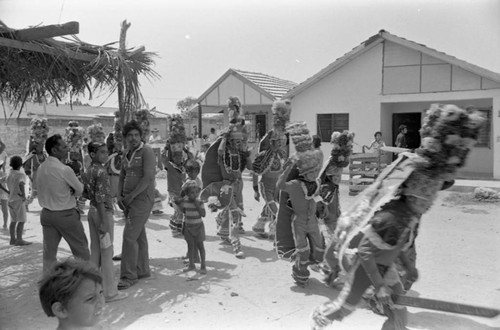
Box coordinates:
[392,112,422,150]
[255,114,267,141]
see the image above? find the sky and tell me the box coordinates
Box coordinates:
[1,0,500,114]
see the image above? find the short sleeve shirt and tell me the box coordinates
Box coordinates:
[7,170,26,202]
[83,162,113,210]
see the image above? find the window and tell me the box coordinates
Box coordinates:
[475,108,491,148]
[317,113,349,142]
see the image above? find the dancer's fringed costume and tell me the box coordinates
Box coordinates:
[200,96,251,257]
[24,117,49,206]
[311,104,485,330]
[251,100,291,238]
[163,114,191,236]
[65,121,86,179]
[276,122,325,286]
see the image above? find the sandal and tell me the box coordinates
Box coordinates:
[105,292,129,303]
[117,278,138,290]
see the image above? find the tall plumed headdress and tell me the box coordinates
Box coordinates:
[227,96,244,124]
[30,116,49,143]
[287,121,322,177]
[272,99,292,132]
[168,114,187,152]
[64,121,85,152]
[329,131,355,168]
[134,109,151,142]
[87,123,106,144]
[401,103,485,202]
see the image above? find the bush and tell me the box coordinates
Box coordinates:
[473,187,500,201]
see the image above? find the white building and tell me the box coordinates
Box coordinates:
[283,30,500,179]
[195,68,297,144]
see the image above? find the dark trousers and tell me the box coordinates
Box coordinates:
[41,208,90,273]
[120,191,153,280]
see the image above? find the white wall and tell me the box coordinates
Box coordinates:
[290,43,384,158]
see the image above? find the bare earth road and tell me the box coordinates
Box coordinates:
[1,177,499,330]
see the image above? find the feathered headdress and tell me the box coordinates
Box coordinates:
[134,109,151,142]
[168,114,187,152]
[401,103,485,201]
[65,121,85,152]
[329,131,355,168]
[30,117,49,143]
[287,121,322,177]
[272,99,291,132]
[87,123,106,144]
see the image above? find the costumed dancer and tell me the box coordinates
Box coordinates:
[276,122,325,286]
[311,104,485,330]
[135,109,152,143]
[251,100,291,239]
[106,111,124,209]
[24,117,49,208]
[316,131,354,279]
[200,96,252,258]
[162,114,192,236]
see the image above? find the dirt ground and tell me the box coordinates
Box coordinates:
[0,176,499,330]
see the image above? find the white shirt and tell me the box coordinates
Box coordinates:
[36,156,84,211]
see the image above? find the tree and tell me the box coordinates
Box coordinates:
[176,96,198,119]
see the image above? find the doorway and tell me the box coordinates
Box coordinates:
[392,112,422,150]
[255,114,267,141]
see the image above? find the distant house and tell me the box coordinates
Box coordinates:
[0,102,169,154]
[283,30,500,179]
[194,68,297,143]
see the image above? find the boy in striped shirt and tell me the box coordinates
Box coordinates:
[177,180,207,274]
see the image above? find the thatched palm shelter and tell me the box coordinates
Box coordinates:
[0,20,159,126]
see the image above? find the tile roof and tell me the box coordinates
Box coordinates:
[233,69,297,99]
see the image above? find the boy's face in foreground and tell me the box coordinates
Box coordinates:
[58,279,104,329]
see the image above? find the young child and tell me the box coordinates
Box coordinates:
[83,142,128,303]
[177,180,207,274]
[182,159,202,263]
[6,155,31,246]
[39,259,105,330]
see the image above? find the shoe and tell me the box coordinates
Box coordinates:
[235,250,244,258]
[182,266,196,273]
[15,239,32,246]
[9,239,15,245]
[112,254,122,261]
[252,220,266,234]
[199,268,207,275]
[152,210,163,215]
[117,278,138,290]
[138,272,151,279]
[105,292,129,303]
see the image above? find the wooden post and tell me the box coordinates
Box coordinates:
[117,20,131,129]
[198,103,202,138]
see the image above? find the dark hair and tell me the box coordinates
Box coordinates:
[39,259,102,317]
[210,128,216,133]
[123,120,143,138]
[398,125,407,133]
[312,135,321,149]
[9,155,23,170]
[185,159,201,172]
[45,134,63,156]
[374,131,382,138]
[87,142,107,156]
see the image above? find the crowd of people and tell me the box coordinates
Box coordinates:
[0,99,485,330]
